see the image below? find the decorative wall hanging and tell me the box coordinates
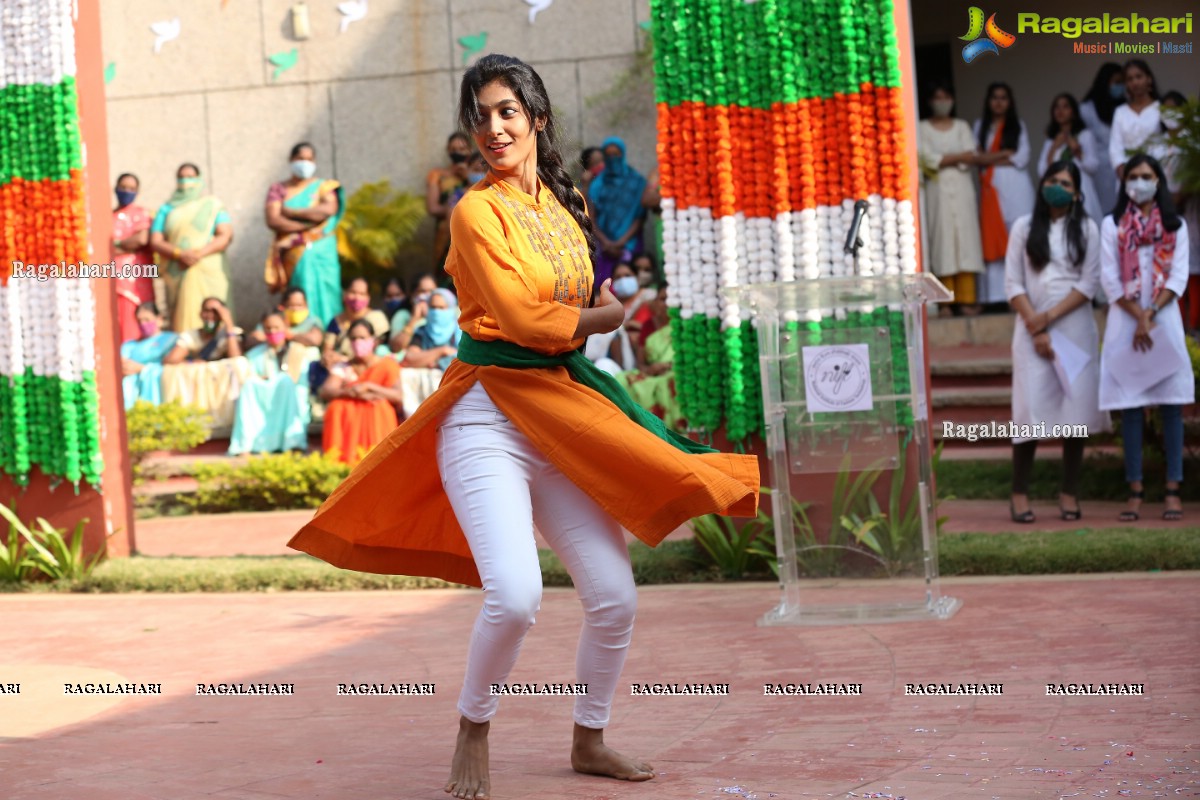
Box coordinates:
[291,2,312,39]
[649,0,918,442]
[458,32,488,65]
[522,0,553,25]
[150,17,180,54]
[104,62,116,84]
[337,0,367,34]
[0,0,104,490]
[268,48,299,81]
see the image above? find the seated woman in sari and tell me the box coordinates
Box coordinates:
[149,162,233,332]
[120,302,178,409]
[401,288,460,371]
[247,287,325,349]
[588,136,647,286]
[264,142,344,326]
[229,311,317,455]
[161,297,250,428]
[164,297,243,364]
[615,286,685,432]
[319,320,403,466]
[322,276,390,363]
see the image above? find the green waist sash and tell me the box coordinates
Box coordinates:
[456,332,715,455]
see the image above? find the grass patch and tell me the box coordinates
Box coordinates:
[938,454,1200,502]
[1,531,1196,593]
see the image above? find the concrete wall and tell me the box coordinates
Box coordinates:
[911,0,1198,170]
[101,0,657,328]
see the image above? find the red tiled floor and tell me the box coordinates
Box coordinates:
[0,576,1196,799]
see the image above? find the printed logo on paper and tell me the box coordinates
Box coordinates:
[802,344,873,414]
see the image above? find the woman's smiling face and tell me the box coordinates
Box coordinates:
[472,80,543,175]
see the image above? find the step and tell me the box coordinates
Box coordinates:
[931,386,1011,409]
[926,308,1107,348]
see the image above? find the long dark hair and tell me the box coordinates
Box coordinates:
[1026,160,1088,272]
[1082,62,1123,126]
[978,82,1021,152]
[1112,153,1182,230]
[1044,93,1085,139]
[457,54,598,282]
[1122,59,1160,101]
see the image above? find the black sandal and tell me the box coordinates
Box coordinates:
[1119,490,1144,522]
[1059,501,1082,522]
[1163,488,1183,521]
[1010,500,1035,524]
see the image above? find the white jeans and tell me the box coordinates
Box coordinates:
[436,382,637,728]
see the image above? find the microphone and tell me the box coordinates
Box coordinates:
[843,199,869,255]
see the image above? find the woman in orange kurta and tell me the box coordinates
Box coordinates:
[318,319,402,466]
[288,54,759,798]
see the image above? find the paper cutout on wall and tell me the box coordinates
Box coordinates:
[338,0,368,33]
[104,62,116,84]
[522,0,552,25]
[150,18,181,53]
[638,20,651,30]
[458,33,487,65]
[268,48,299,81]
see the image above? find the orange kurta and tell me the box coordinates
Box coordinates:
[289,175,760,587]
[321,358,401,466]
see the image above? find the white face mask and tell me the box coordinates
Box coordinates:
[1162,111,1182,131]
[1125,177,1158,204]
[930,99,954,117]
[290,159,316,180]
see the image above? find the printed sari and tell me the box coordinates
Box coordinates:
[264,179,345,325]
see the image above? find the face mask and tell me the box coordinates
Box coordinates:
[449,152,469,164]
[345,296,369,313]
[1125,177,1158,204]
[138,320,159,338]
[426,308,458,344]
[351,338,374,359]
[1162,112,1182,131]
[115,189,137,207]
[290,159,316,180]
[202,319,218,334]
[1041,184,1074,208]
[178,177,200,191]
[603,153,621,169]
[930,99,954,117]
[612,276,639,300]
[1110,83,1126,100]
[416,292,432,305]
[383,298,405,316]
[588,163,605,177]
[266,330,287,347]
[285,308,309,326]
[637,271,653,287]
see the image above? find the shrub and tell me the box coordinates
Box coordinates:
[125,400,211,479]
[0,503,104,583]
[186,452,350,513]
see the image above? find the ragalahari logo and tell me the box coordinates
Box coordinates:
[960,7,1017,63]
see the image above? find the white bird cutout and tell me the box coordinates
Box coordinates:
[150,18,180,54]
[338,0,368,33]
[523,0,553,25]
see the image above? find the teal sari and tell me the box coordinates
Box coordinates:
[266,179,345,325]
[120,332,178,409]
[228,342,317,455]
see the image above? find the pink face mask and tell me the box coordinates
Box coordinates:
[351,338,374,358]
[345,297,369,313]
[138,320,159,338]
[265,330,287,346]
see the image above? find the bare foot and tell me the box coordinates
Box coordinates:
[445,717,490,799]
[571,723,654,781]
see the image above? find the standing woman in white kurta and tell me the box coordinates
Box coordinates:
[1099,154,1193,522]
[974,82,1036,306]
[1079,62,1125,215]
[1037,94,1104,223]
[1006,160,1107,524]
[918,83,985,311]
[1108,60,1161,185]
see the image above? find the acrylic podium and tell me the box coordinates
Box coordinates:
[724,274,962,626]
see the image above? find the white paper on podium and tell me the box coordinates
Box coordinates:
[1049,329,1092,398]
[1108,325,1191,397]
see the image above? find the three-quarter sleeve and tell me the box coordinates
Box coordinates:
[151,204,171,234]
[1098,216,1123,301]
[449,198,582,352]
[1010,120,1031,169]
[1004,215,1031,302]
[1073,218,1101,300]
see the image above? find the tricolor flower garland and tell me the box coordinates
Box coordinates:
[0,0,104,490]
[651,0,919,441]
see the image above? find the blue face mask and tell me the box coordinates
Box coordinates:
[425,307,458,345]
[612,275,640,300]
[115,189,137,207]
[1109,83,1126,100]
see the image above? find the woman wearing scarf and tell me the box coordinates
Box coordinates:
[974,83,1035,308]
[319,319,402,466]
[588,136,647,286]
[111,173,157,342]
[229,310,318,455]
[402,288,461,371]
[264,143,344,326]
[288,56,757,796]
[150,163,233,332]
[120,302,178,409]
[1099,154,1193,522]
